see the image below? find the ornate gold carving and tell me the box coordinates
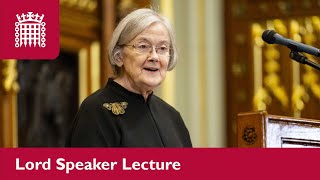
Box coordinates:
[290,19,307,115]
[103,102,128,115]
[252,23,264,47]
[289,17,320,115]
[252,22,289,110]
[273,19,288,36]
[253,88,272,110]
[290,17,320,115]
[264,48,289,107]
[252,23,272,110]
[303,67,320,98]
[117,0,151,20]
[311,16,320,32]
[303,17,320,100]
[60,0,97,13]
[266,20,289,107]
[1,60,19,93]
[292,85,309,112]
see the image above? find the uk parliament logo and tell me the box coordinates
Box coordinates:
[15,12,46,48]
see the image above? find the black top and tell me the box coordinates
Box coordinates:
[65,78,192,147]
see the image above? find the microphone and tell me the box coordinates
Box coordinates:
[262,30,320,57]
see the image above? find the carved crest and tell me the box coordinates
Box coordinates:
[242,126,257,145]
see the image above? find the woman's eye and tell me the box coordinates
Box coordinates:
[159,47,168,51]
[158,46,169,53]
[137,44,149,49]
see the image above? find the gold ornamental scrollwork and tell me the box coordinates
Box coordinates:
[253,87,272,110]
[292,85,309,112]
[252,22,289,110]
[264,20,289,108]
[252,23,272,110]
[303,65,320,98]
[302,17,320,100]
[60,0,97,13]
[290,17,320,115]
[1,60,19,93]
[290,19,307,116]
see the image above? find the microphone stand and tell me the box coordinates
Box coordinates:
[289,50,320,71]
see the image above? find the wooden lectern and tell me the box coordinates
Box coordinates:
[237,111,320,147]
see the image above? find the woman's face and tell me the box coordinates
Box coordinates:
[118,22,171,92]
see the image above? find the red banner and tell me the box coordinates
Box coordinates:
[0,148,319,180]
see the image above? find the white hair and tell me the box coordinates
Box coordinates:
[108,8,178,75]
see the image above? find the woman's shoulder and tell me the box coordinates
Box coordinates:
[150,95,180,115]
[79,88,105,110]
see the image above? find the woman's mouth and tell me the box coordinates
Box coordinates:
[143,67,159,72]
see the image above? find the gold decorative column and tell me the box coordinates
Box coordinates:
[0,60,19,147]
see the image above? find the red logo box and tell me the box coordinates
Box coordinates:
[0,0,59,60]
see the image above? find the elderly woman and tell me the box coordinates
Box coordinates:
[66,8,192,147]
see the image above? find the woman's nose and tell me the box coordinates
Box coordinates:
[148,47,160,61]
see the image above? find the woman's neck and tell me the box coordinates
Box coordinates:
[113,77,153,101]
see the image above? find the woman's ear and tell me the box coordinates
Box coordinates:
[114,51,123,67]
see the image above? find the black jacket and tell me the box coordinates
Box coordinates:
[65,78,192,147]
